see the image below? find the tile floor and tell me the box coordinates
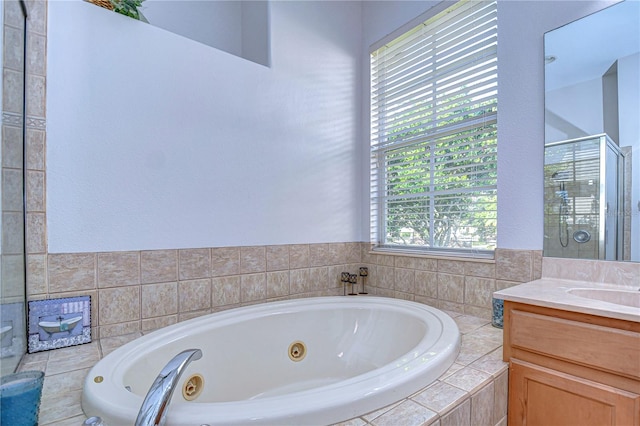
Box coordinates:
[18,311,507,426]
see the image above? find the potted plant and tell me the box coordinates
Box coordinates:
[86,0,147,22]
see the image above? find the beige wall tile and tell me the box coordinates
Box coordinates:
[240,273,266,302]
[25,128,45,170]
[267,271,289,298]
[464,305,491,320]
[493,371,509,425]
[438,273,464,303]
[438,300,464,315]
[532,250,543,280]
[26,32,46,77]
[309,267,329,292]
[98,286,139,325]
[345,242,361,263]
[266,245,289,271]
[141,250,177,283]
[438,259,465,275]
[471,381,494,426]
[26,170,45,212]
[376,254,395,267]
[2,125,23,169]
[289,244,310,269]
[98,320,140,339]
[141,315,177,332]
[309,243,328,267]
[3,25,24,71]
[440,398,471,426]
[3,69,24,113]
[377,265,394,289]
[240,246,266,274]
[26,73,46,117]
[26,253,47,295]
[2,211,23,255]
[415,257,438,271]
[141,282,177,318]
[290,268,310,294]
[178,278,211,312]
[443,367,491,393]
[495,280,520,291]
[412,380,467,414]
[211,247,239,277]
[464,262,495,278]
[464,276,495,308]
[415,295,438,308]
[48,253,96,293]
[4,0,25,28]
[25,0,47,36]
[179,248,210,280]
[212,275,241,307]
[179,309,210,322]
[1,254,24,299]
[330,242,349,265]
[97,251,139,288]
[495,249,532,282]
[3,168,23,211]
[395,268,415,293]
[415,270,438,298]
[25,212,45,253]
[371,400,437,426]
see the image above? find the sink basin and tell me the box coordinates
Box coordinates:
[568,288,640,309]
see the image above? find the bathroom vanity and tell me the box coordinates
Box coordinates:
[496,280,640,426]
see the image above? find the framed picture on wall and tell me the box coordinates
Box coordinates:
[27,296,91,353]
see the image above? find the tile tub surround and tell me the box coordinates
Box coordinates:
[27,244,541,340]
[17,311,507,426]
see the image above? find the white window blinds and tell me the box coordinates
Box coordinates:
[370,0,498,256]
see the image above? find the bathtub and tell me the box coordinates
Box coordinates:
[82,296,460,425]
[38,315,83,334]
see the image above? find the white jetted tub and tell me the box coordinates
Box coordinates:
[82,296,460,425]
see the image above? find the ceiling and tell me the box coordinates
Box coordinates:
[544,0,640,92]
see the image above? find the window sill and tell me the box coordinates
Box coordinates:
[369,246,495,263]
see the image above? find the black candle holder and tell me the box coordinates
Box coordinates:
[359,267,368,294]
[340,272,350,296]
[348,274,358,295]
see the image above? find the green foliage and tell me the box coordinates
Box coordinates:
[380,89,498,251]
[110,0,144,20]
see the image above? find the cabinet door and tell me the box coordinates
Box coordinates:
[509,359,640,426]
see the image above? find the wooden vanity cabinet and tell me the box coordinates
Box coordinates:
[503,301,640,426]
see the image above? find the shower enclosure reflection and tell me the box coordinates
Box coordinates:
[544,135,626,260]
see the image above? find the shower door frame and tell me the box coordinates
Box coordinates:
[544,133,625,260]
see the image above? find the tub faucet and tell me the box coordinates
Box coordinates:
[135,348,203,426]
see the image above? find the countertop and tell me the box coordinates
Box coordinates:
[494,279,640,323]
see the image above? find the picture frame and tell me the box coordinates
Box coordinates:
[27,296,91,353]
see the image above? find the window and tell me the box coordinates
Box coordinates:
[370,0,498,257]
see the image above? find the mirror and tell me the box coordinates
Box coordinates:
[544,0,639,262]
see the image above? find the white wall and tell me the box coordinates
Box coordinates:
[142,1,242,55]
[46,0,363,253]
[360,0,618,251]
[545,77,604,141]
[48,0,622,255]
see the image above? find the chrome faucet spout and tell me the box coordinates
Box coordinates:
[135,348,203,426]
